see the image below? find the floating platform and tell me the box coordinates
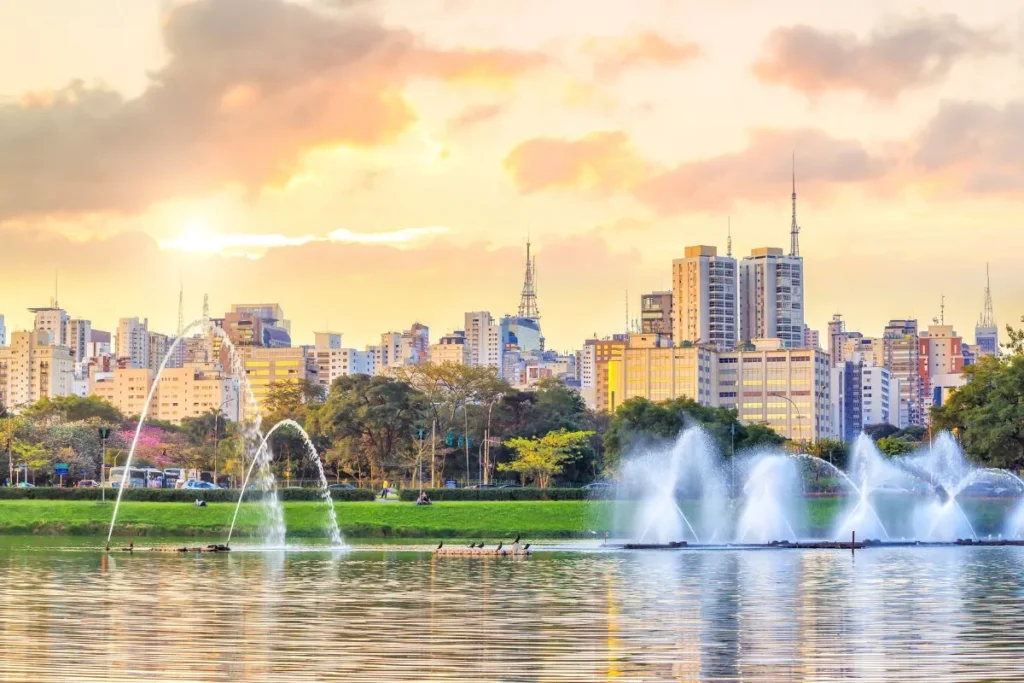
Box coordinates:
[108,544,231,554]
[434,547,532,558]
[614,539,1024,551]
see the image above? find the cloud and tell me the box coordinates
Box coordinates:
[158,224,449,257]
[584,31,701,77]
[503,128,891,212]
[503,131,651,194]
[753,15,1005,98]
[0,0,546,219]
[447,103,505,132]
[634,129,892,213]
[911,99,1024,195]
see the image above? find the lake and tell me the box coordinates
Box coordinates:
[1,538,1023,682]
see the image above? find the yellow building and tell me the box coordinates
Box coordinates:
[606,342,714,412]
[90,363,237,423]
[243,346,317,415]
[0,330,74,407]
[429,332,470,365]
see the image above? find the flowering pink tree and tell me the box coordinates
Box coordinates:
[116,425,186,469]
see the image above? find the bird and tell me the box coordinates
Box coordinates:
[467,542,475,548]
[475,543,484,549]
[523,543,531,551]
[512,534,520,544]
[437,541,443,550]
[496,543,503,552]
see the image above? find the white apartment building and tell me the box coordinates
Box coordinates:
[464,311,503,372]
[672,246,737,349]
[831,354,899,441]
[0,330,74,407]
[0,315,6,347]
[67,319,92,364]
[148,331,173,374]
[31,306,70,347]
[739,247,805,348]
[117,317,150,369]
[309,332,370,387]
[91,363,237,423]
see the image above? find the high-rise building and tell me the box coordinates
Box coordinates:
[640,291,673,337]
[0,330,74,407]
[500,316,544,354]
[464,311,503,371]
[672,246,737,349]
[430,331,471,365]
[827,314,847,367]
[605,339,715,411]
[230,304,290,335]
[92,363,237,423]
[117,317,150,369]
[148,331,172,374]
[30,306,70,347]
[243,346,318,415]
[593,336,628,412]
[831,354,898,441]
[919,324,966,415]
[0,315,6,347]
[309,332,375,386]
[402,323,430,364]
[67,319,92,364]
[803,325,820,350]
[87,330,111,359]
[975,264,999,357]
[739,247,805,348]
[883,319,923,427]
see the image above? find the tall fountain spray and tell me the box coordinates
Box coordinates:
[735,455,803,543]
[227,419,343,547]
[105,319,285,549]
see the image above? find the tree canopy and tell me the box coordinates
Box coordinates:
[499,429,595,488]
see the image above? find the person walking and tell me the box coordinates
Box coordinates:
[380,478,389,499]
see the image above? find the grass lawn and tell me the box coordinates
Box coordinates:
[0,496,1012,540]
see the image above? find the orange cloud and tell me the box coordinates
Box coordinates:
[753,16,1005,99]
[447,103,505,132]
[0,0,546,220]
[504,131,650,194]
[584,31,700,77]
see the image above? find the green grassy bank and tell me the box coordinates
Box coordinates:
[0,497,1014,540]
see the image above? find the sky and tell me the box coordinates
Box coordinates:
[1,0,1022,351]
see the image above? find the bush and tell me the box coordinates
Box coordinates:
[398,487,617,502]
[0,487,375,502]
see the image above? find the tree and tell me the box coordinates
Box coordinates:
[877,436,914,457]
[806,438,847,470]
[309,374,424,488]
[499,430,595,488]
[864,423,899,441]
[932,354,1024,469]
[21,395,123,426]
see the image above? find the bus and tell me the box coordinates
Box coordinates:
[163,468,184,489]
[108,467,147,488]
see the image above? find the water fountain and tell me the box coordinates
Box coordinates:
[105,318,290,550]
[227,419,343,548]
[614,425,1024,550]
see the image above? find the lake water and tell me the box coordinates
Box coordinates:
[2,539,1023,682]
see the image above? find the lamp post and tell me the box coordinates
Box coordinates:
[769,392,805,446]
[212,398,234,487]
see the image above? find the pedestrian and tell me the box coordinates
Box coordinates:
[381,478,389,499]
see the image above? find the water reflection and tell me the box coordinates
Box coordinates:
[1,544,1023,682]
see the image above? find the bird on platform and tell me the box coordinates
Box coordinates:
[512,534,520,544]
[523,544,531,551]
[437,541,444,550]
[475,543,484,549]
[496,543,503,552]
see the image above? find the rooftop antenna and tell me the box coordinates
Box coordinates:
[940,294,945,325]
[727,216,733,258]
[53,271,59,308]
[202,293,209,320]
[789,152,800,258]
[517,237,540,320]
[177,276,184,337]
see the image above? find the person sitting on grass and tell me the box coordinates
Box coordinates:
[416,491,432,506]
[193,499,207,508]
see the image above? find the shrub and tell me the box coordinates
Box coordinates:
[0,487,375,502]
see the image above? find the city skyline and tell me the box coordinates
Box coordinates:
[1,0,1022,349]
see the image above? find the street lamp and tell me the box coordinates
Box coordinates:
[212,398,234,487]
[768,392,805,446]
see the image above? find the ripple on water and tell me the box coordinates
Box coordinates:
[1,545,1024,682]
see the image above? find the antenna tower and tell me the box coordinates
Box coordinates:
[727,216,733,257]
[202,293,209,320]
[789,153,800,258]
[517,240,540,320]
[980,263,995,327]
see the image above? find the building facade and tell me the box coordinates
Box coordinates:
[0,330,74,407]
[31,306,70,347]
[67,319,91,364]
[430,331,471,365]
[831,355,897,441]
[640,291,673,337]
[672,246,737,349]
[739,247,804,348]
[117,317,150,369]
[464,311,503,372]
[243,346,318,415]
[883,319,923,427]
[0,314,5,347]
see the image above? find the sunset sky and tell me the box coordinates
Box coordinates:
[1,0,1022,351]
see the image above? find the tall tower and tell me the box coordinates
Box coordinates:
[976,263,998,356]
[789,153,800,258]
[177,278,184,337]
[518,240,540,321]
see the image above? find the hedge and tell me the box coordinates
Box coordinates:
[398,487,617,502]
[0,487,375,503]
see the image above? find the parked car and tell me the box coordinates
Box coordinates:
[16,482,35,488]
[583,482,614,490]
[183,480,220,490]
[469,484,496,490]
[497,484,522,489]
[76,480,99,488]
[328,483,356,490]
